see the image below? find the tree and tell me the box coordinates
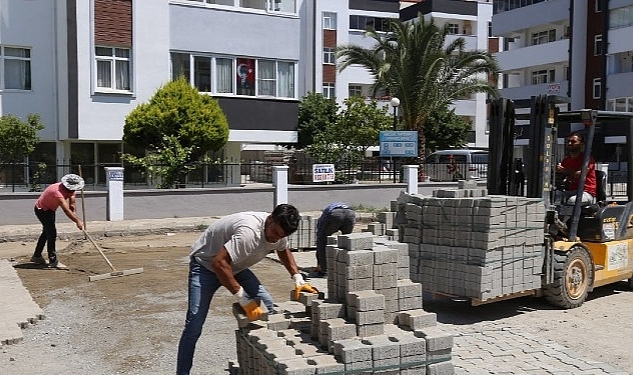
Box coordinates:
[296,92,339,149]
[0,113,44,164]
[336,14,499,176]
[424,108,471,152]
[123,78,229,188]
[307,96,391,164]
[0,114,44,191]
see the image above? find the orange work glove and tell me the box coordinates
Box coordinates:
[292,273,319,300]
[234,287,263,321]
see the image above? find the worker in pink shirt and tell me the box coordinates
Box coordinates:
[31,174,85,269]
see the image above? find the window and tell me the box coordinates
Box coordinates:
[171,53,190,81]
[95,46,131,91]
[277,61,294,98]
[194,56,211,92]
[323,48,335,64]
[447,23,459,35]
[172,53,295,98]
[206,0,234,5]
[531,69,555,85]
[607,97,633,111]
[323,83,335,99]
[323,12,336,30]
[2,46,31,90]
[236,58,255,96]
[185,0,297,13]
[593,78,602,99]
[349,85,362,97]
[216,58,233,93]
[257,60,276,96]
[595,0,603,12]
[531,29,556,45]
[349,15,391,32]
[488,21,492,37]
[594,35,603,56]
[610,5,633,29]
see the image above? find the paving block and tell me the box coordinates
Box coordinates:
[414,327,453,351]
[337,232,374,251]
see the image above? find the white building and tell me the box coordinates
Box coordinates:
[0,0,496,185]
[492,0,633,164]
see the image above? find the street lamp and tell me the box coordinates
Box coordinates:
[390,97,400,182]
[390,97,400,130]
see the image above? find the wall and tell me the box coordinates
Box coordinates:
[0,182,470,225]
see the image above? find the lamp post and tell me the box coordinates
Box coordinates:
[390,97,400,182]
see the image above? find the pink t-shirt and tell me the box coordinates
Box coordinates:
[35,182,75,211]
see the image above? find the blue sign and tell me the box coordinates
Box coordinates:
[379,131,418,157]
[107,170,124,181]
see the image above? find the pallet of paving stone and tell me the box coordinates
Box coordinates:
[287,215,317,251]
[396,191,547,304]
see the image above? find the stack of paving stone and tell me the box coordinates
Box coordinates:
[0,259,46,346]
[395,187,546,302]
[230,232,455,375]
[287,215,318,250]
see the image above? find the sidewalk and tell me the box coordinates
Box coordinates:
[0,216,630,374]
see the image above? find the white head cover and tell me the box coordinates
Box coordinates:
[61,174,85,191]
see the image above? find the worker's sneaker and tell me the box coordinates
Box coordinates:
[49,261,68,270]
[30,255,47,265]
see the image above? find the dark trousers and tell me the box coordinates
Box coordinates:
[33,206,58,263]
[316,208,355,271]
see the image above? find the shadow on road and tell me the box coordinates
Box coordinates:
[422,281,632,325]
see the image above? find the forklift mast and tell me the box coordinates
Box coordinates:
[488,95,569,204]
[488,95,633,239]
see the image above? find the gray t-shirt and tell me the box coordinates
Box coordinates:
[190,211,287,274]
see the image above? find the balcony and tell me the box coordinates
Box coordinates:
[607,72,633,99]
[492,0,568,36]
[500,81,568,100]
[496,39,569,72]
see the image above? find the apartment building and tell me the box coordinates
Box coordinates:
[492,0,633,166]
[0,0,303,184]
[0,0,495,184]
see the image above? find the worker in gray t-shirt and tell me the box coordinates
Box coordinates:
[176,204,319,375]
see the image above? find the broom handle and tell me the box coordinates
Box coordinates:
[82,229,117,271]
[78,165,87,230]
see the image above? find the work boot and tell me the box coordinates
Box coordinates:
[49,260,68,270]
[30,255,47,265]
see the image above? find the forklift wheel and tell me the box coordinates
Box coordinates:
[543,246,593,309]
[628,278,633,290]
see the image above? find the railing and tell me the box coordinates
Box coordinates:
[0,161,629,200]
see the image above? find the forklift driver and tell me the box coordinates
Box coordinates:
[556,133,597,205]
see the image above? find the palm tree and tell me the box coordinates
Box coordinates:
[336,13,499,177]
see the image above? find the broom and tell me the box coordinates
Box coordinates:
[78,166,144,282]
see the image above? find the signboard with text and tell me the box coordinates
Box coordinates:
[312,163,335,182]
[379,131,418,157]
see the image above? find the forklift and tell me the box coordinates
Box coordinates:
[488,95,633,308]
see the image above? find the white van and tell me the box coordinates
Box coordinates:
[425,149,488,181]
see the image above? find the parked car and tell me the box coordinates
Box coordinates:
[425,149,488,181]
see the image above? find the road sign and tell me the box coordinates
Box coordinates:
[379,131,418,157]
[312,163,335,182]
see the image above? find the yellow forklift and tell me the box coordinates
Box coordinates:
[488,95,633,308]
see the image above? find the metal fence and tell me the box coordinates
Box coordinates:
[0,158,403,191]
[0,161,629,199]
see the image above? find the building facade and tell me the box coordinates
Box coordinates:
[492,0,633,167]
[0,0,495,185]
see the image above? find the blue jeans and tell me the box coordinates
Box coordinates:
[176,258,274,375]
